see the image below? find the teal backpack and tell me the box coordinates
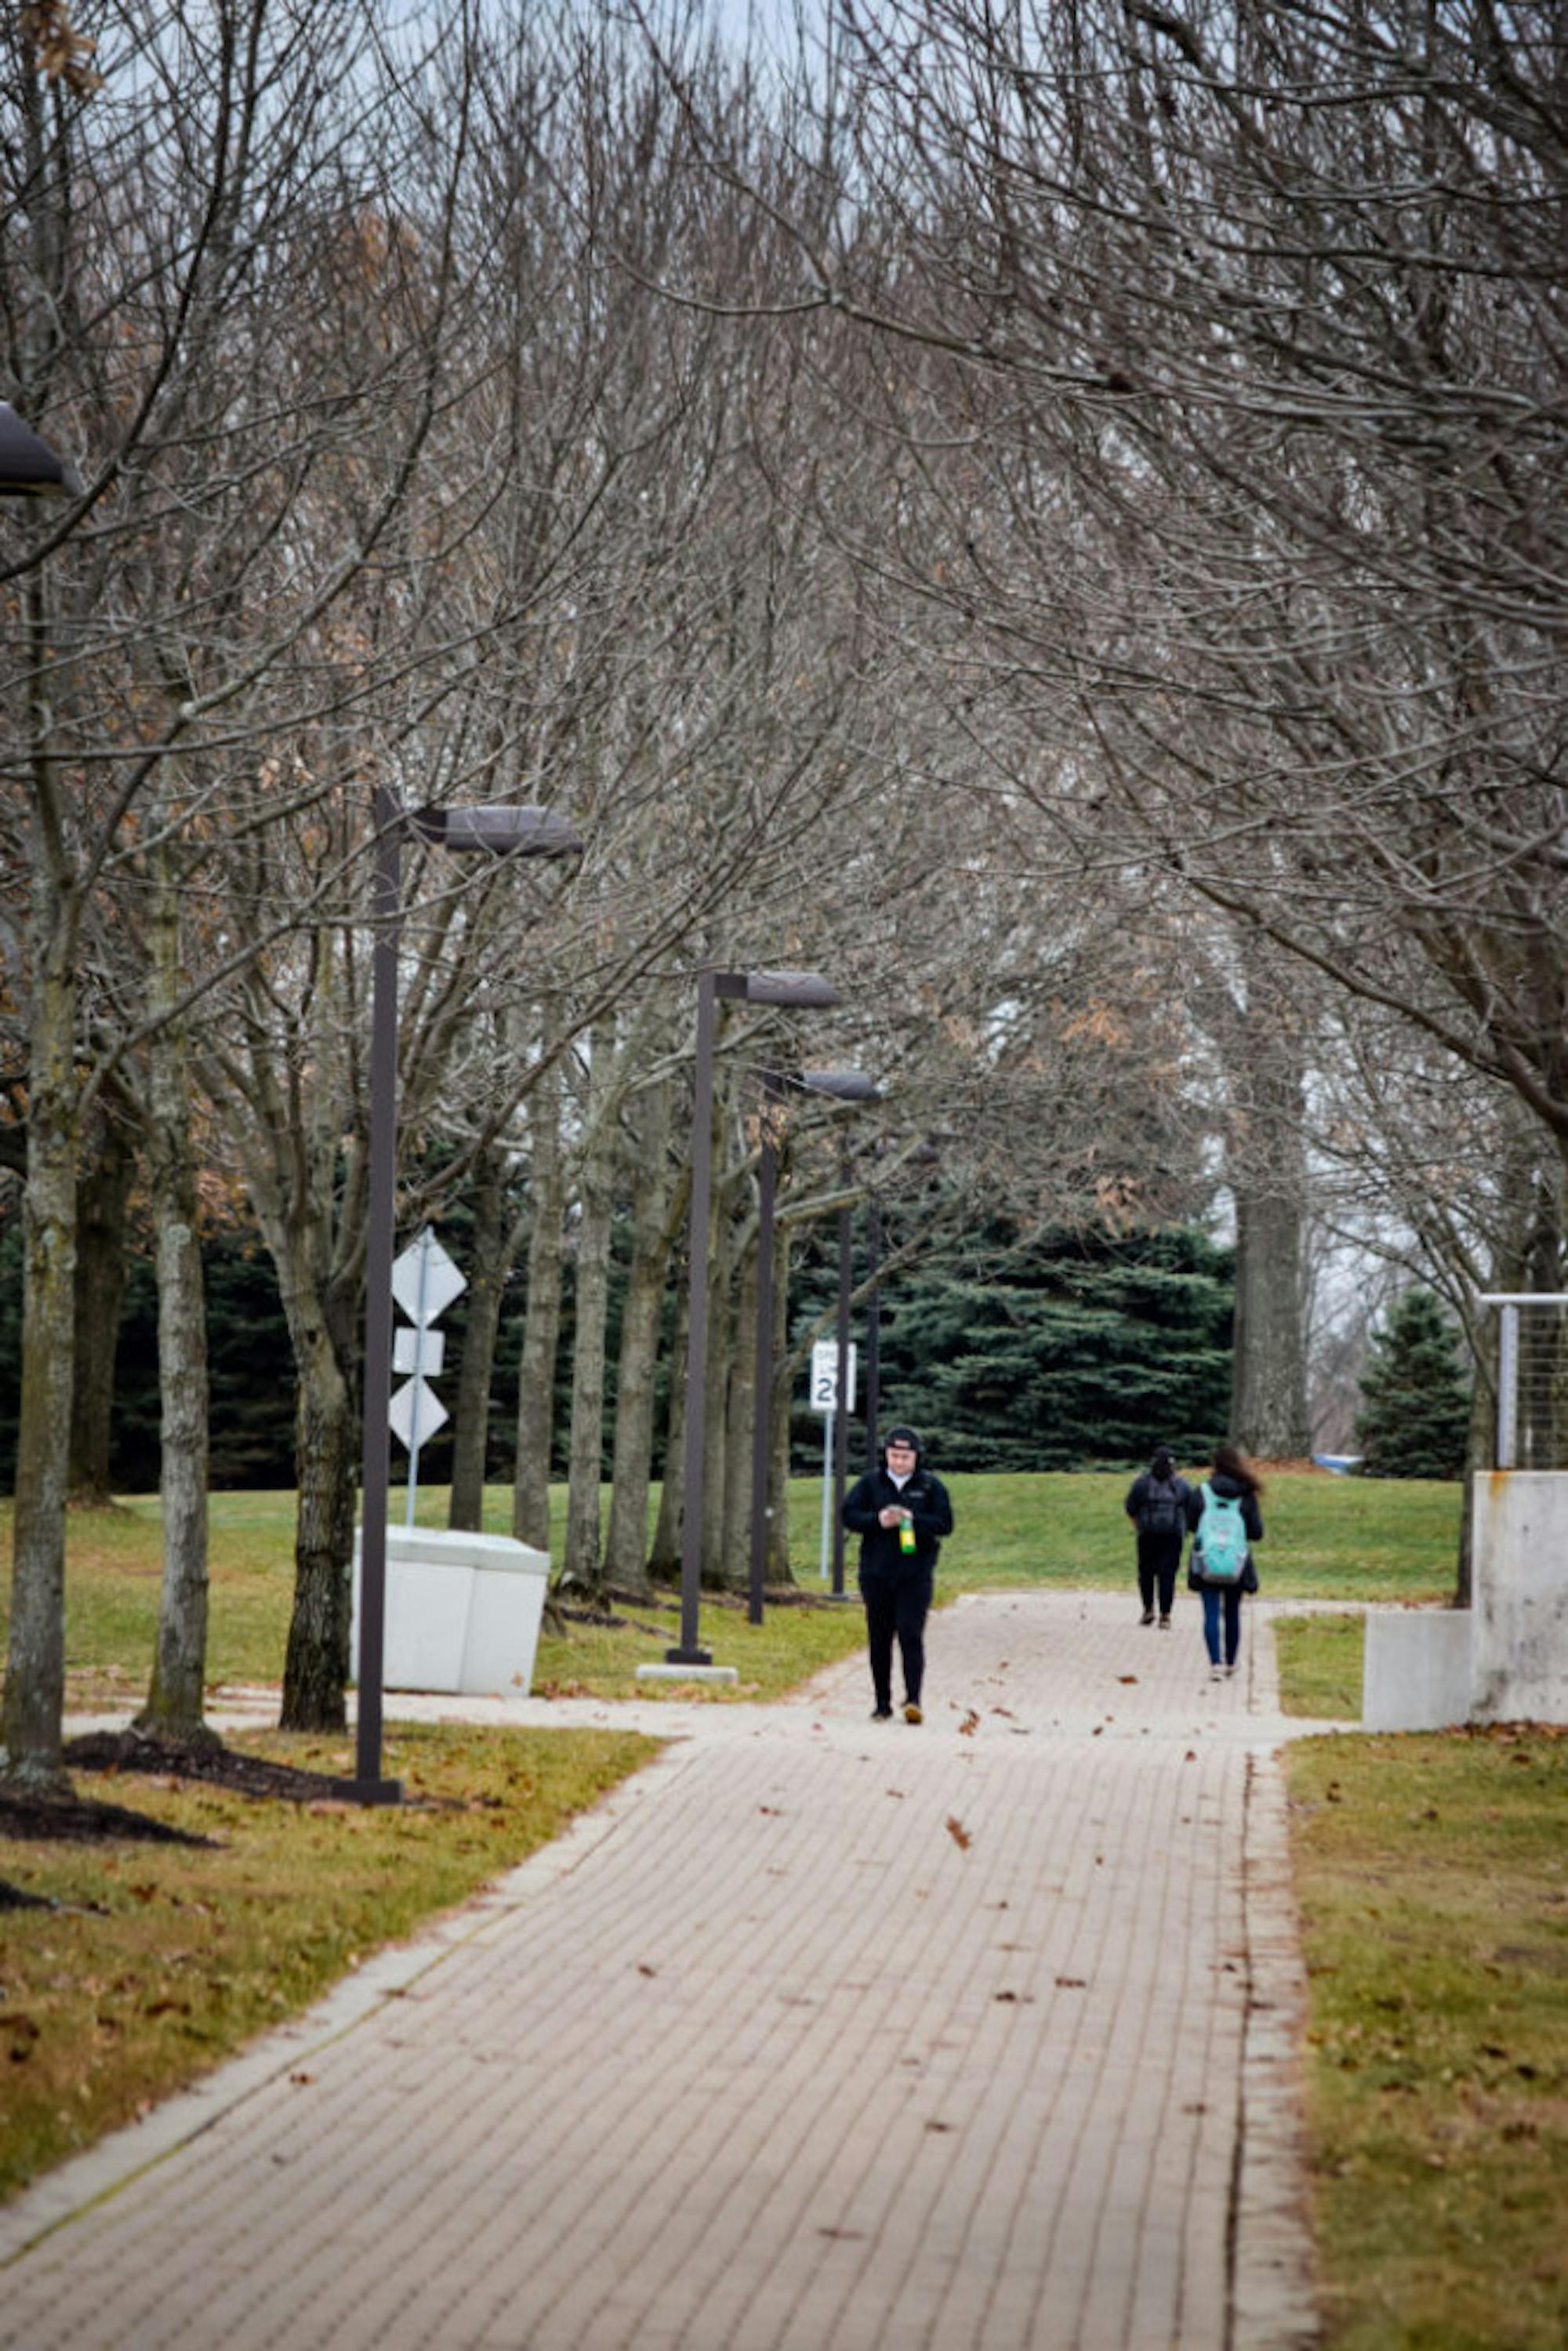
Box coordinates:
[1196,1484,1249,1584]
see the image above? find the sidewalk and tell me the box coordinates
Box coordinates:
[0,1593,1330,2349]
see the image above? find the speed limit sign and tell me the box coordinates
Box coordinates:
[810,1340,857,1414]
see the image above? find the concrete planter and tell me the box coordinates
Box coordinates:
[351,1526,550,1698]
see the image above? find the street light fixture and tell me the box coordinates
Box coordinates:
[662,967,841,1672]
[0,402,83,497]
[337,786,584,1804]
[749,1068,877,1624]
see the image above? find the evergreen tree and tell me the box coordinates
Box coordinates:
[1354,1290,1472,1480]
[789,1219,1233,1473]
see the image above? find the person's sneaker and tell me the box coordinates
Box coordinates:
[1225,1663,1237,1676]
[903,1700,924,1725]
[1158,1615,1171,1629]
[1139,1609,1155,1626]
[871,1706,893,1722]
[1210,1667,1224,1682]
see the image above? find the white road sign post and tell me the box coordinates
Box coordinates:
[390,1228,466,1525]
[810,1341,856,1582]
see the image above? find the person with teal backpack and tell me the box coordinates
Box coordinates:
[1184,1442,1264,1680]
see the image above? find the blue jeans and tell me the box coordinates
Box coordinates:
[1200,1584,1242,1665]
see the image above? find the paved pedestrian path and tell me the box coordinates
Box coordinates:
[2,1594,1334,2349]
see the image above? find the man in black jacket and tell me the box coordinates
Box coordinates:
[842,1425,954,1724]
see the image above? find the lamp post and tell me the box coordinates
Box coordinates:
[338,789,583,1805]
[662,967,841,1671]
[748,1067,877,1624]
[0,402,83,498]
[829,1155,855,1598]
[864,1193,881,1471]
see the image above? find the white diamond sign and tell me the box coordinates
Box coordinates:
[389,1376,449,1451]
[391,1229,465,1326]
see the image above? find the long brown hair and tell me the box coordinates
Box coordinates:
[1213,1441,1263,1497]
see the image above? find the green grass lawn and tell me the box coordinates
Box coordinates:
[0,1468,1461,1707]
[1275,1612,1367,1721]
[1287,1726,1568,2349]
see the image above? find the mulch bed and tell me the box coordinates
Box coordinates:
[0,1731,361,1863]
[0,1787,215,1849]
[64,1729,350,1805]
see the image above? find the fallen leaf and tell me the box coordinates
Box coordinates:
[637,1963,657,1978]
[1118,1674,1138,1685]
[1055,1976,1087,1990]
[288,2070,316,2086]
[957,1709,980,1737]
[945,1816,971,1850]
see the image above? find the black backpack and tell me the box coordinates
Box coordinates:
[1138,1475,1185,1537]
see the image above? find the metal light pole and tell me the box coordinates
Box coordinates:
[864,1193,881,1472]
[666,968,841,1668]
[748,1067,876,1625]
[339,793,583,1804]
[829,1155,855,1598]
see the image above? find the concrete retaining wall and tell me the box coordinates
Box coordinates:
[1361,1471,1568,1729]
[1470,1471,1568,1723]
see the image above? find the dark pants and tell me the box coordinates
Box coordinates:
[860,1567,933,1711]
[1137,1533,1182,1616]
[1200,1584,1243,1664]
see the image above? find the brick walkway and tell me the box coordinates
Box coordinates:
[0,1593,1327,2349]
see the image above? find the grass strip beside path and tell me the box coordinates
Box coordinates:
[1285,1726,1568,2350]
[0,1722,656,2206]
[1275,1612,1366,1721]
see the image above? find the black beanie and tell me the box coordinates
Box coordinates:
[884,1425,920,1450]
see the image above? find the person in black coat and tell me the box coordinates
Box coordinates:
[1184,1442,1264,1679]
[1123,1445,1190,1627]
[842,1424,954,1724]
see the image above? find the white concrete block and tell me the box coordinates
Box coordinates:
[1362,1609,1472,1732]
[1471,1471,1568,1723]
[352,1526,550,1697]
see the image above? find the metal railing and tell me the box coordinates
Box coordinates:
[1479,1293,1568,1470]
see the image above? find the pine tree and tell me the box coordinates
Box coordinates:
[1355,1290,1472,1480]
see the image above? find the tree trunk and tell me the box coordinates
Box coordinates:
[448,1144,509,1533]
[1,760,81,1792]
[67,1114,137,1506]
[604,1074,677,1595]
[1227,957,1312,1459]
[766,1225,795,1585]
[512,1035,564,1552]
[720,1214,760,1591]
[280,1333,358,1731]
[1,975,78,1788]
[699,1181,735,1590]
[563,1019,618,1598]
[648,1275,689,1584]
[136,836,215,1747]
